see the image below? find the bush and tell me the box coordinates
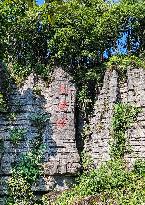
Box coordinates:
[55,159,145,205]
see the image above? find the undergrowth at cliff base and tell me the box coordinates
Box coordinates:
[54,159,145,205]
[55,103,143,205]
[6,111,48,205]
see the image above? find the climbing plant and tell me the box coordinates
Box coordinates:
[0,93,8,112]
[6,112,49,205]
[110,102,140,159]
[9,128,27,145]
[7,145,45,205]
[107,54,145,81]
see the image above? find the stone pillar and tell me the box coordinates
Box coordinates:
[124,68,145,167]
[85,70,118,166]
[86,68,145,168]
[0,67,80,204]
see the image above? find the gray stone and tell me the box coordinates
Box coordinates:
[0,67,80,196]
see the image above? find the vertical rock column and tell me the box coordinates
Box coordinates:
[124,68,145,166]
[86,67,145,168]
[40,67,80,191]
[85,70,118,166]
[0,67,80,204]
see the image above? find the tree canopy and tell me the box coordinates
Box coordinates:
[0,0,145,81]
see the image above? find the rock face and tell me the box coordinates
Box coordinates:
[0,67,80,201]
[1,66,145,202]
[85,67,145,167]
[84,70,118,166]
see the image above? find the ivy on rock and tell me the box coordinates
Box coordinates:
[111,102,140,159]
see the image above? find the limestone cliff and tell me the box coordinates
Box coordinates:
[1,66,145,204]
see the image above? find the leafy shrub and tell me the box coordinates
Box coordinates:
[107,55,145,81]
[134,159,145,177]
[0,93,7,112]
[7,110,47,205]
[107,55,145,69]
[55,159,145,205]
[9,128,27,145]
[30,113,50,131]
[111,103,140,158]
[7,144,45,205]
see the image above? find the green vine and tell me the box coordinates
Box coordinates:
[9,128,27,145]
[30,112,50,132]
[7,145,45,205]
[76,66,106,118]
[107,55,145,81]
[0,137,4,172]
[111,102,140,159]
[32,84,42,96]
[6,112,49,205]
[0,92,8,113]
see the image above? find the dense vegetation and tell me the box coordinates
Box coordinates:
[0,0,145,110]
[0,0,145,204]
[54,103,142,205]
[1,0,145,80]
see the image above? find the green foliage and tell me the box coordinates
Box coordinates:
[77,85,92,114]
[55,159,145,205]
[9,128,27,145]
[7,141,45,205]
[82,123,92,139]
[7,112,17,121]
[0,0,50,83]
[8,63,32,86]
[14,146,44,184]
[0,137,4,155]
[76,65,106,117]
[7,110,47,205]
[7,146,45,205]
[81,151,95,172]
[30,112,49,132]
[111,103,140,158]
[134,159,145,177]
[107,54,145,81]
[108,55,145,69]
[33,84,42,96]
[1,0,144,82]
[0,92,7,112]
[47,0,110,64]
[0,0,145,84]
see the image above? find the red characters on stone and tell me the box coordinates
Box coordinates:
[57,84,69,128]
[56,118,68,128]
[59,84,68,94]
[58,100,68,110]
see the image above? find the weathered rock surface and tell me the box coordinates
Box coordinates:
[0,67,80,200]
[86,68,145,167]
